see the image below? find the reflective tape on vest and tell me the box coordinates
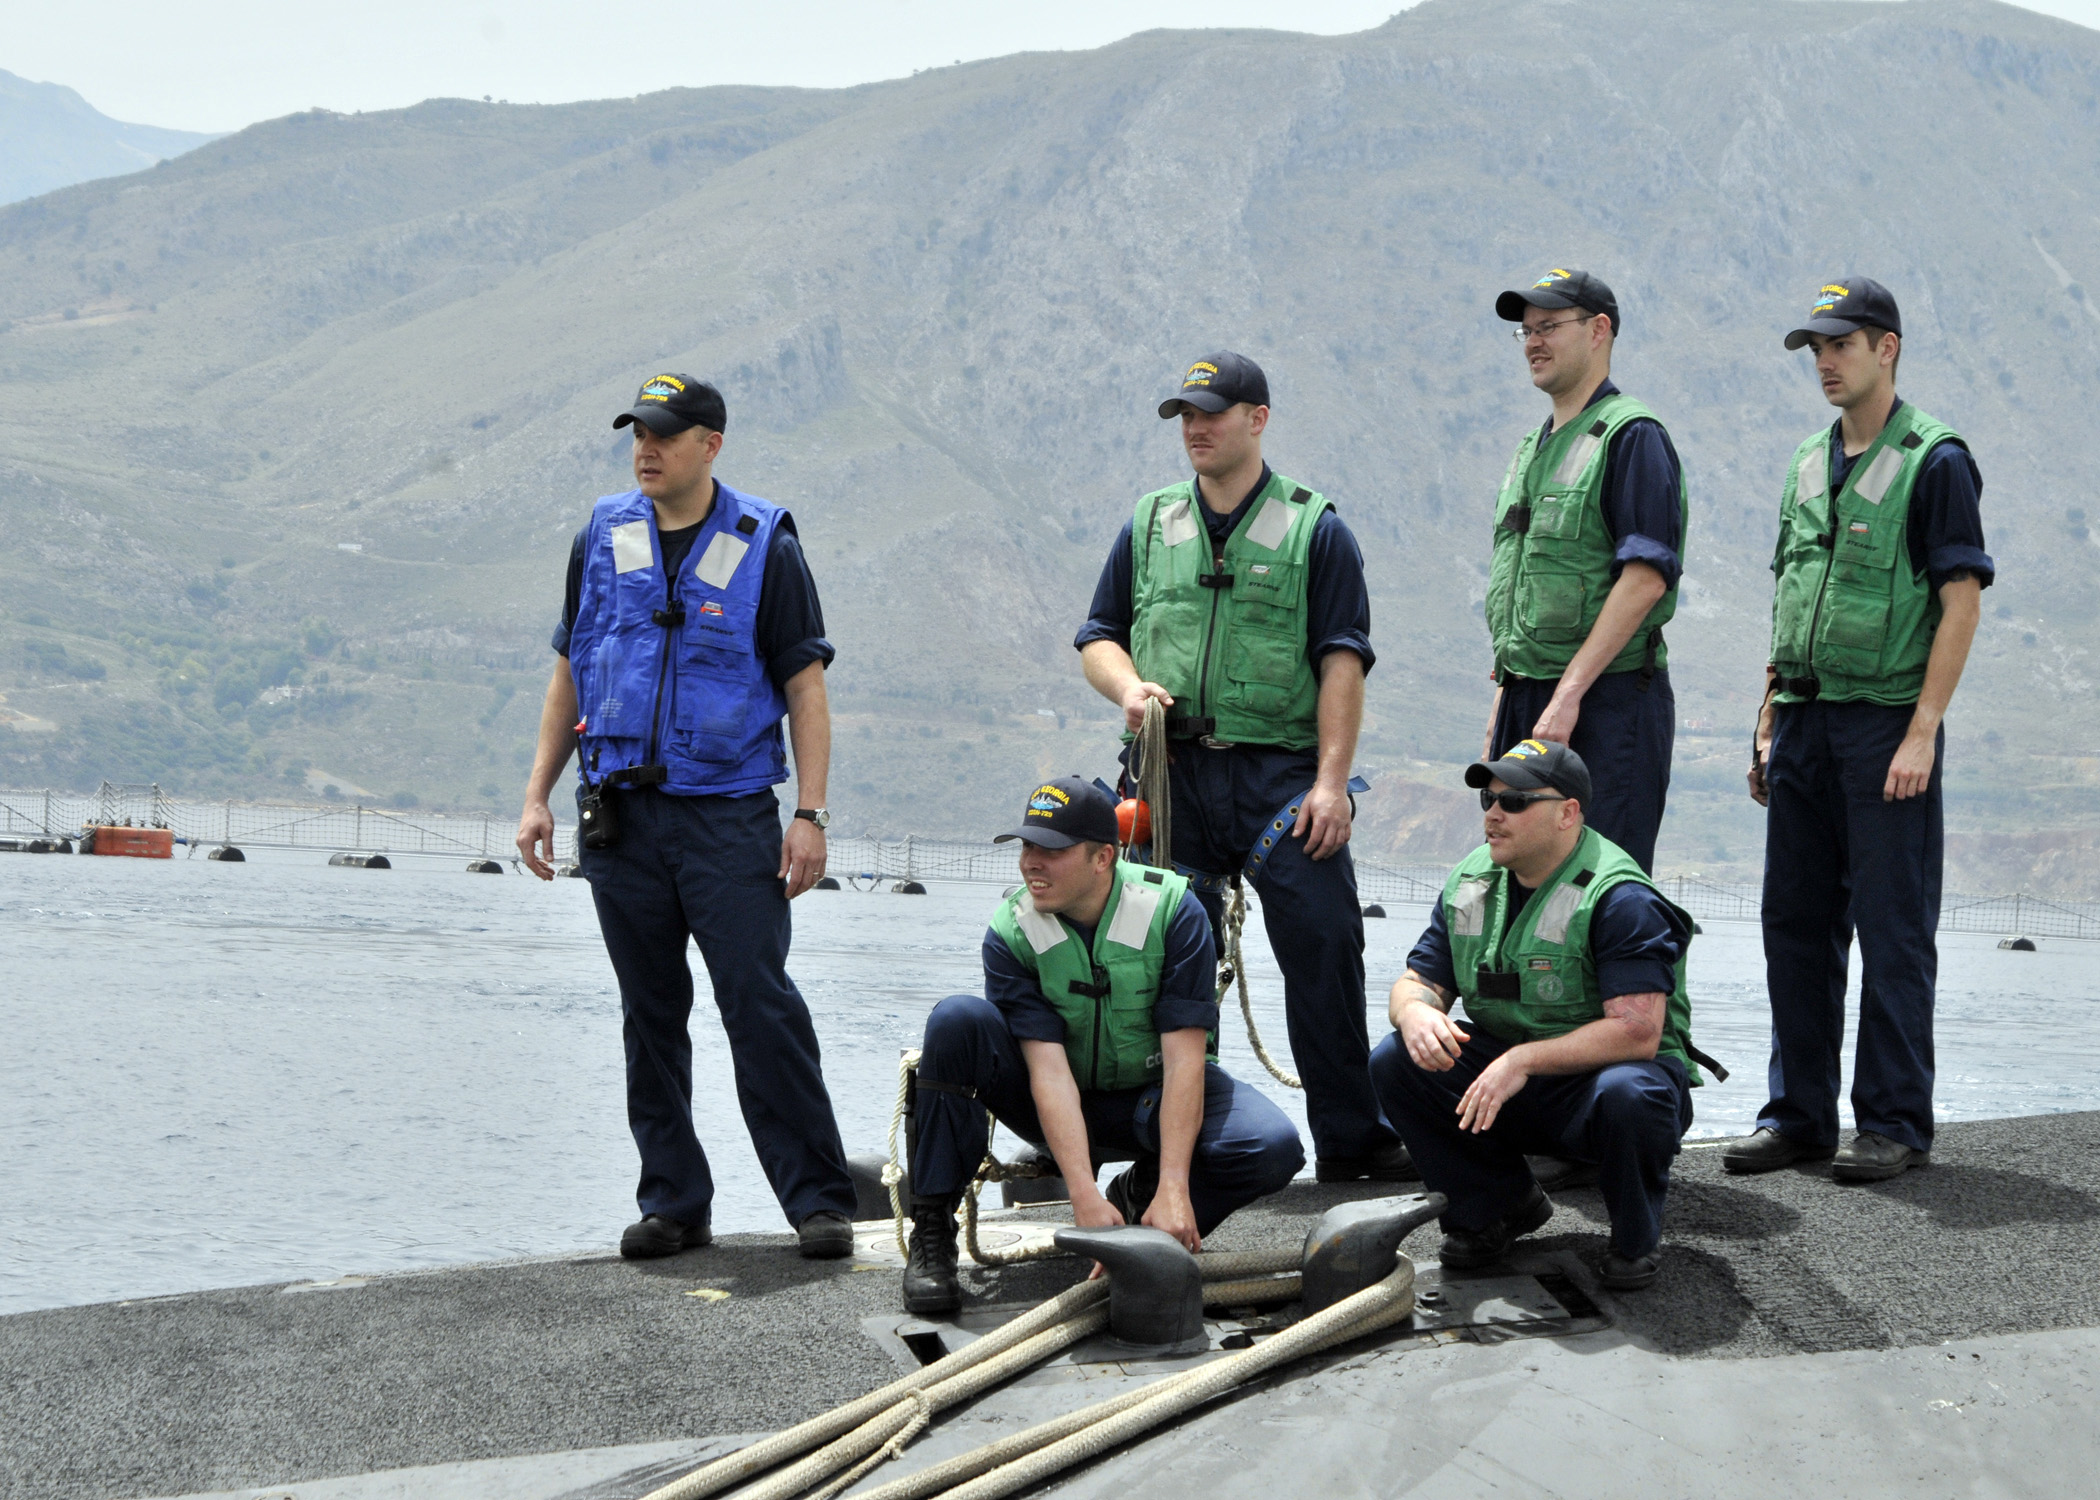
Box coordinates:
[1013,894,1068,954]
[1532,881,1583,945]
[1854,446,1904,505]
[611,520,655,574]
[1104,879,1162,950]
[1450,877,1491,937]
[695,532,750,589]
[1551,427,1604,486]
[1159,497,1200,549]
[1244,495,1294,550]
[1796,449,1827,502]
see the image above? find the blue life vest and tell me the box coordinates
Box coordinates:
[567,483,790,798]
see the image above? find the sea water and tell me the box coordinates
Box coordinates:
[3,847,2097,1316]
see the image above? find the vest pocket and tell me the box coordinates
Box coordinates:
[584,636,652,737]
[1815,522,1898,675]
[1222,628,1303,717]
[1519,567,1589,642]
[672,641,752,755]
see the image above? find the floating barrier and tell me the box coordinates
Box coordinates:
[328,852,391,869]
[85,825,173,859]
[1362,903,1386,918]
[895,880,927,895]
[2000,935,2037,951]
[0,835,67,854]
[206,845,246,862]
[814,875,842,890]
[466,858,504,874]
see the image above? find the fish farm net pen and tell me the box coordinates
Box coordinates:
[5,784,2097,939]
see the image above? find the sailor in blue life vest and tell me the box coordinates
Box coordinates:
[515,373,858,1261]
[1727,280,1992,1185]
[1484,269,1688,877]
[1076,351,1411,1187]
[1371,741,1718,1293]
[901,776,1304,1314]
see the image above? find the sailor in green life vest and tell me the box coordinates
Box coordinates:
[1076,351,1411,1187]
[1485,269,1688,877]
[1370,741,1713,1293]
[1727,279,1991,1186]
[901,777,1304,1314]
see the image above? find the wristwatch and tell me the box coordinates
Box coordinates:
[794,807,831,830]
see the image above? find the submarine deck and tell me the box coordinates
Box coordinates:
[6,1110,2099,1500]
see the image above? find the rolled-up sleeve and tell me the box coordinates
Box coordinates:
[755,522,837,687]
[1909,440,1994,592]
[1589,883,1688,1000]
[1151,891,1220,1034]
[1406,897,1460,997]
[1306,509,1376,673]
[551,527,588,657]
[982,927,1068,1044]
[1599,419,1685,591]
[1073,524,1137,653]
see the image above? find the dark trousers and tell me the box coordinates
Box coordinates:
[579,786,855,1228]
[1759,700,1943,1153]
[1149,742,1399,1162]
[911,995,1304,1235]
[1369,1030,1691,1258]
[1492,666,1675,873]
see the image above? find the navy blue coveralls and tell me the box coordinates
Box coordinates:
[1759,406,1992,1156]
[1078,465,1401,1164]
[1490,380,1685,874]
[555,491,857,1230]
[912,890,1305,1233]
[1370,876,1693,1258]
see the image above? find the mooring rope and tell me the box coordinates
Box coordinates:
[1222,876,1301,1089]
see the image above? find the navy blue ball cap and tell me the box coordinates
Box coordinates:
[995,775,1120,849]
[1158,351,1270,418]
[1783,278,1901,350]
[614,372,727,436]
[1496,268,1622,338]
[1465,738,1593,808]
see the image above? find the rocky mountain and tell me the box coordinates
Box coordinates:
[2,0,2097,889]
[0,69,218,206]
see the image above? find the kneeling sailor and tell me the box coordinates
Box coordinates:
[1370,741,1715,1292]
[903,776,1305,1313]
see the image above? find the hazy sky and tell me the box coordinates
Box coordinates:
[9,0,2099,135]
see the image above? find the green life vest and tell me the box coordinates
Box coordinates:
[1486,393,1685,681]
[988,861,1200,1092]
[1129,471,1327,749]
[1769,403,1963,706]
[1441,827,1703,1086]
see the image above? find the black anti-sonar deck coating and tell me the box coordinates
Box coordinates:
[4,1111,2098,1500]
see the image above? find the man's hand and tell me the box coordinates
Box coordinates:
[1530,693,1580,745]
[1747,755,1770,806]
[1456,1048,1532,1133]
[517,799,558,880]
[1075,1187,1130,1279]
[1748,674,1776,806]
[779,815,826,898]
[1141,1179,1202,1255]
[1398,1000,1470,1072]
[1884,727,1937,802]
[1119,680,1174,733]
[1292,780,1353,860]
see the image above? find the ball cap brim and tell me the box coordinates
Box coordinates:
[993,775,1120,848]
[614,406,698,436]
[1157,389,1234,417]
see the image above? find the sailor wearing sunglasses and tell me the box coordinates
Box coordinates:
[1368,739,1722,1291]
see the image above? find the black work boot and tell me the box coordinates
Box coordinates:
[620,1212,712,1260]
[902,1196,962,1314]
[1721,1127,1836,1175]
[1438,1184,1553,1271]
[1314,1140,1422,1183]
[1832,1130,1928,1182]
[1103,1156,1160,1224]
[1525,1154,1599,1192]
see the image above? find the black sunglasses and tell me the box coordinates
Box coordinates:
[1480,788,1567,814]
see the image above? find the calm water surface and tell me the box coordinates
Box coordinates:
[4,848,2097,1315]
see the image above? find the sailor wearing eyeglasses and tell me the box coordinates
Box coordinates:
[1483,269,1687,876]
[1368,740,1722,1292]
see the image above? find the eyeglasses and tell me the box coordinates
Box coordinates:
[1480,788,1567,814]
[1512,315,1594,342]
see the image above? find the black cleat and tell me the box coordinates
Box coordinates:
[1103,1156,1160,1224]
[1437,1184,1553,1271]
[797,1210,856,1260]
[1314,1141,1421,1183]
[1721,1127,1836,1175]
[1600,1248,1662,1291]
[1832,1131,1928,1182]
[902,1197,961,1314]
[620,1213,711,1260]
